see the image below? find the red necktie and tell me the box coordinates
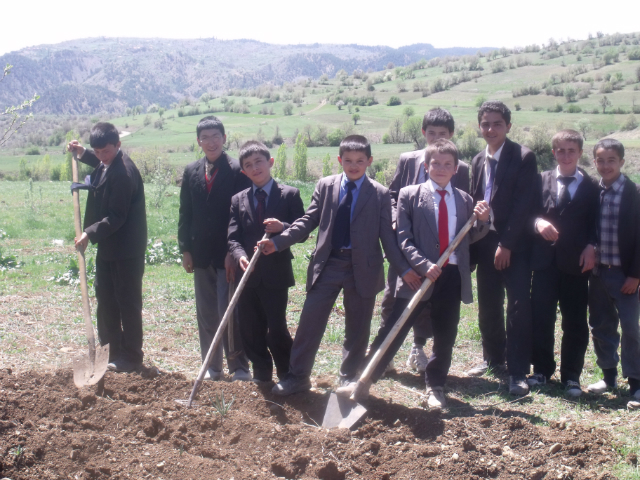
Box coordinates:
[437,190,449,267]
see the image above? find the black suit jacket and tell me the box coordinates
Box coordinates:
[470,138,537,254]
[178,153,251,270]
[80,150,147,261]
[228,181,306,289]
[530,168,599,276]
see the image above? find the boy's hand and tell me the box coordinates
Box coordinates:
[494,245,511,270]
[264,218,284,234]
[474,201,490,222]
[257,239,276,255]
[182,252,194,273]
[225,252,235,283]
[621,277,640,295]
[239,256,250,272]
[402,270,422,291]
[74,232,89,253]
[67,139,85,158]
[426,264,442,283]
[579,244,596,273]
[536,219,559,242]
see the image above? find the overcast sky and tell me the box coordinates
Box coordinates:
[2,0,638,56]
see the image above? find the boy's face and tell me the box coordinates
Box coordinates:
[338,151,373,181]
[479,112,511,152]
[594,148,624,186]
[197,128,226,161]
[241,153,274,188]
[427,152,458,189]
[93,141,121,166]
[553,140,582,177]
[422,125,453,145]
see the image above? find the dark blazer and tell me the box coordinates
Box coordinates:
[530,168,599,276]
[178,153,251,270]
[273,174,412,298]
[470,138,537,253]
[80,150,147,261]
[228,181,306,289]
[389,149,470,224]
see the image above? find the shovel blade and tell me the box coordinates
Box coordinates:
[73,344,110,388]
[322,392,367,429]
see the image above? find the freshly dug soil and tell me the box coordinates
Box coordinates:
[0,368,618,479]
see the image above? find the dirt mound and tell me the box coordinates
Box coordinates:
[0,369,618,479]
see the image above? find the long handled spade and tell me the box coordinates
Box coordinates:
[321,214,478,428]
[177,233,270,407]
[71,155,110,388]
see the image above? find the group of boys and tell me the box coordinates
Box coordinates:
[68,99,640,410]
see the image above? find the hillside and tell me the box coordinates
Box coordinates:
[0,38,493,114]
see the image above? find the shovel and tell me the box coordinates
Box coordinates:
[177,233,270,407]
[322,214,478,428]
[71,154,110,388]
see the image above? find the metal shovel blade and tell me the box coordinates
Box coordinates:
[321,392,367,429]
[72,344,110,388]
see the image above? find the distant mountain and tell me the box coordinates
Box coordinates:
[0,38,494,114]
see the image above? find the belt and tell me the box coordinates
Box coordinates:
[331,248,352,256]
[599,263,621,270]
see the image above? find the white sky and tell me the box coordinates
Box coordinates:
[2,0,638,56]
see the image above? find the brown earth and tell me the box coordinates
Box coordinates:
[0,368,619,480]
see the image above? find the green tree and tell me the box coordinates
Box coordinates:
[293,134,308,181]
[1,65,39,147]
[387,96,402,106]
[322,153,332,177]
[158,108,165,118]
[283,103,294,115]
[273,143,287,179]
[474,95,487,108]
[352,113,361,125]
[599,95,612,113]
[403,106,415,117]
[402,116,424,149]
[575,118,592,140]
[564,86,577,102]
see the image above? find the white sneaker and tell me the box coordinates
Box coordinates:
[231,369,252,382]
[424,386,446,409]
[587,379,616,394]
[384,360,395,375]
[204,369,223,381]
[407,344,429,373]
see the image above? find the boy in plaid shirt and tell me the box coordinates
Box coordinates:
[587,139,640,405]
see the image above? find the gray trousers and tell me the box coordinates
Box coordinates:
[589,266,640,380]
[289,251,377,380]
[194,266,249,374]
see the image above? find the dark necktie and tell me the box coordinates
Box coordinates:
[331,181,356,249]
[92,164,105,187]
[558,176,576,210]
[437,190,449,267]
[484,157,497,204]
[255,188,267,229]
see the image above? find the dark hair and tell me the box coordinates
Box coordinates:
[422,107,455,133]
[339,134,371,158]
[197,116,225,137]
[593,138,625,159]
[424,139,459,166]
[552,129,584,150]
[477,100,511,125]
[89,122,120,148]
[238,140,271,167]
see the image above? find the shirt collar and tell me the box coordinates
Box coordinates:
[341,173,366,190]
[253,177,274,196]
[485,142,505,162]
[600,174,625,192]
[427,178,453,197]
[556,166,583,180]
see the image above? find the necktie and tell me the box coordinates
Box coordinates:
[255,188,268,229]
[92,164,105,187]
[557,176,576,210]
[437,190,449,268]
[206,161,216,178]
[484,157,497,204]
[331,181,356,249]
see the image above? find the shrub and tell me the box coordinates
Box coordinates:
[474,95,487,108]
[620,115,638,131]
[327,129,345,147]
[566,104,582,113]
[547,103,563,113]
[26,147,40,155]
[387,96,402,106]
[527,125,554,171]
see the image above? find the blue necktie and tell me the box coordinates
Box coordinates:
[484,157,497,204]
[332,181,356,249]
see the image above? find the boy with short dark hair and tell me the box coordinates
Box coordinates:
[227,141,306,384]
[587,139,640,405]
[258,135,421,396]
[528,129,599,397]
[356,139,490,408]
[383,107,471,373]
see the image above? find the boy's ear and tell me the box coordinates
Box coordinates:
[337,156,343,166]
[116,141,122,149]
[506,123,512,133]
[367,156,374,166]
[268,157,275,168]
[445,131,454,140]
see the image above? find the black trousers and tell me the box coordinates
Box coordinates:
[368,265,461,387]
[95,255,145,364]
[475,231,532,376]
[238,284,293,381]
[531,262,589,383]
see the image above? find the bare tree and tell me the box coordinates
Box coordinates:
[1,65,39,147]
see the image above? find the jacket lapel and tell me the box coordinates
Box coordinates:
[473,151,486,197]
[208,153,231,201]
[352,176,373,222]
[491,140,511,201]
[418,185,439,241]
[265,181,282,218]
[413,151,425,184]
[331,175,341,210]
[550,169,559,207]
[453,188,467,233]
[619,177,634,239]
[95,152,123,190]
[243,188,255,223]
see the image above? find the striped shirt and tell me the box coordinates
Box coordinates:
[598,174,625,266]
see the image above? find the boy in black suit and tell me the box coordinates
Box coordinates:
[228,141,306,385]
[587,139,640,405]
[468,101,537,395]
[528,130,599,397]
[178,116,251,381]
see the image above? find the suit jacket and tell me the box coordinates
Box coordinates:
[389,149,470,224]
[228,181,306,289]
[80,150,147,261]
[530,168,599,276]
[470,138,537,254]
[395,183,489,303]
[273,174,411,298]
[178,153,252,270]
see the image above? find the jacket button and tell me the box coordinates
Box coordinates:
[435,243,440,249]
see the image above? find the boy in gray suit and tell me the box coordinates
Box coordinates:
[357,139,490,409]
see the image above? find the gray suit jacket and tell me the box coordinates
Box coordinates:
[274,174,411,298]
[395,183,489,304]
[389,149,470,224]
